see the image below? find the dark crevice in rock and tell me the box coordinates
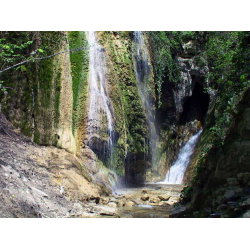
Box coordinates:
[179,81,210,126]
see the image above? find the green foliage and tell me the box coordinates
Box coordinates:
[146,31,182,106]
[0,81,8,95]
[179,32,250,205]
[146,31,203,106]
[0,32,33,93]
[205,31,250,145]
[0,36,33,65]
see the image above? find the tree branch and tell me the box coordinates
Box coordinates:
[0,46,88,74]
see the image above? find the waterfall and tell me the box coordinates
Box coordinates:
[133,31,158,169]
[85,31,113,164]
[160,130,202,184]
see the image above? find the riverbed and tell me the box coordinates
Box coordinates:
[79,184,184,218]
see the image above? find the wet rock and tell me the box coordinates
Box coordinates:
[141,195,149,201]
[141,190,147,194]
[217,204,227,211]
[158,195,170,201]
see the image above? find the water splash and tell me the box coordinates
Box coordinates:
[160,130,202,184]
[85,31,113,162]
[133,31,158,169]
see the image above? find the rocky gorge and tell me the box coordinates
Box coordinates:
[0,31,249,218]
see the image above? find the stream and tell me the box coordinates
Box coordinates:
[79,184,183,218]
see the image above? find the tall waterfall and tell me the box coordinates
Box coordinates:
[160,130,202,184]
[133,31,158,169]
[85,31,113,164]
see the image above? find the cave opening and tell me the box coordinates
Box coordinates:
[179,82,210,126]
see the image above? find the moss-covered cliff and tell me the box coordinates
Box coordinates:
[1,31,249,193]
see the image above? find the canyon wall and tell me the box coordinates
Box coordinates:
[0,31,213,185]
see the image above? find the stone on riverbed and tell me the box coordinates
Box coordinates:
[158,195,170,201]
[92,205,117,216]
[141,195,150,201]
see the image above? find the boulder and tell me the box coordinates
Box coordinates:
[158,195,170,201]
[92,205,116,216]
[141,195,149,201]
[108,202,117,208]
[124,201,135,207]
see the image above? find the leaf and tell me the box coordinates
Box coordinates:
[37,49,44,53]
[20,65,27,72]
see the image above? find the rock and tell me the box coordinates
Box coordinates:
[109,197,117,203]
[158,195,170,201]
[170,205,187,218]
[243,187,250,195]
[159,201,170,206]
[240,108,250,140]
[243,210,250,218]
[108,202,117,208]
[227,178,239,186]
[124,201,135,207]
[217,204,227,211]
[238,173,250,186]
[239,198,250,209]
[233,207,242,215]
[31,187,49,198]
[223,190,241,202]
[117,200,125,207]
[201,207,212,217]
[167,196,179,204]
[141,195,149,201]
[92,205,116,216]
[100,197,109,205]
[149,198,159,204]
[141,189,147,194]
[193,211,200,217]
[227,201,237,210]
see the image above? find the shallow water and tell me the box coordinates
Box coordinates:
[115,184,183,218]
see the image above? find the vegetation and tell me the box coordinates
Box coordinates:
[179,31,250,204]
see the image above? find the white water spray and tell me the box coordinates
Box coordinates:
[133,31,158,168]
[160,130,202,184]
[85,31,113,151]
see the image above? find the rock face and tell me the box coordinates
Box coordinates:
[171,88,250,218]
[149,39,211,182]
[0,31,212,186]
[0,114,114,218]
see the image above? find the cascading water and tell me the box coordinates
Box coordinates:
[85,31,114,165]
[159,130,202,184]
[133,31,158,169]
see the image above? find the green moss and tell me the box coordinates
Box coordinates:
[99,31,150,176]
[68,31,89,135]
